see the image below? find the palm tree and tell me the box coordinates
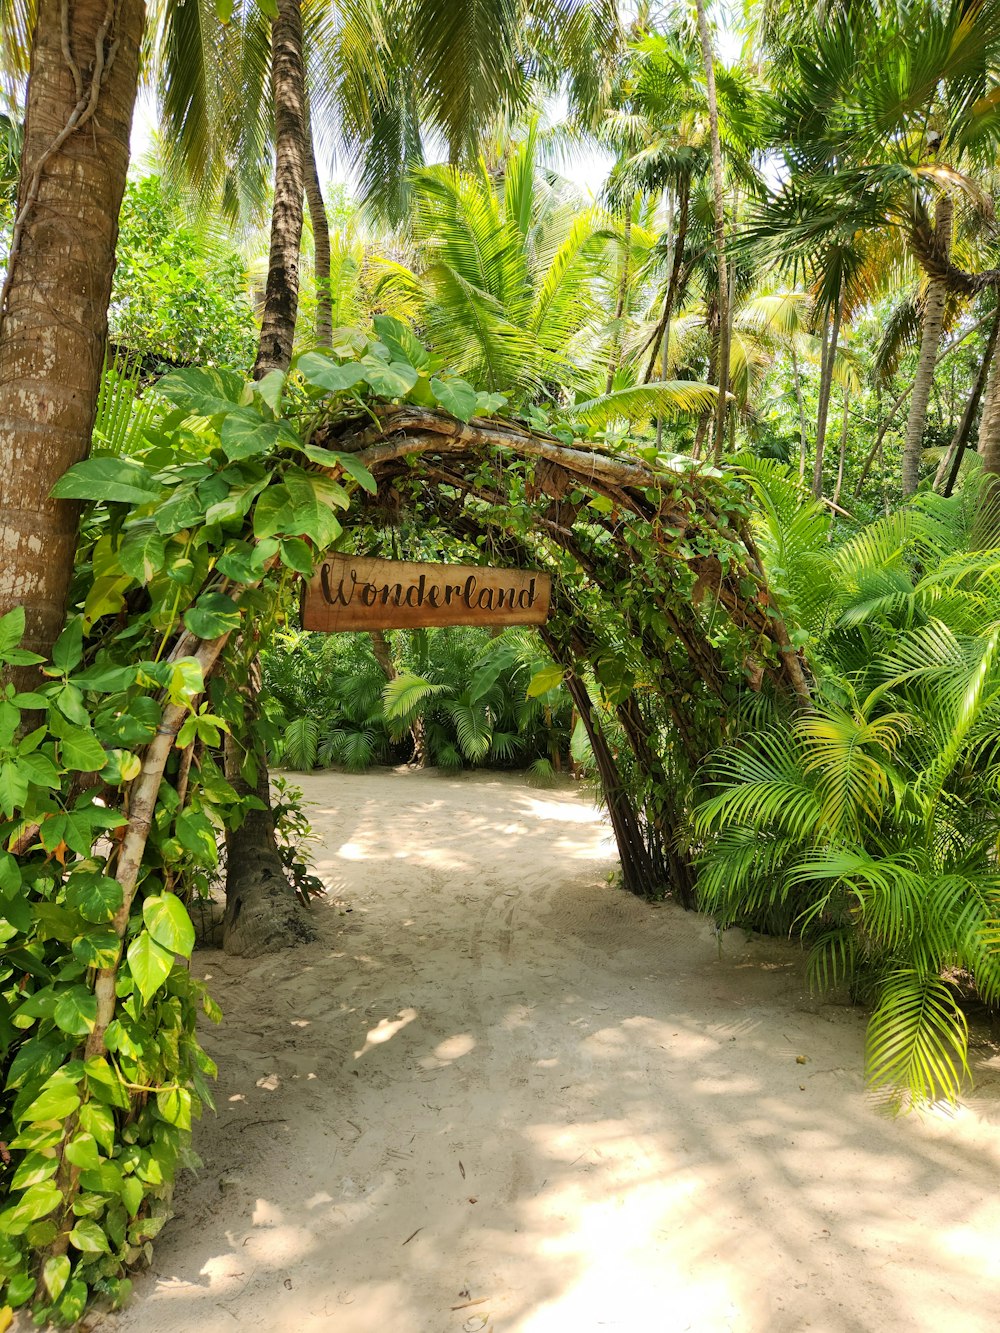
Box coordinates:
[753,0,1000,496]
[0,0,145,666]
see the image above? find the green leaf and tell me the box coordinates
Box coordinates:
[220,409,284,460]
[279,538,315,576]
[143,894,195,958]
[526,665,565,698]
[53,724,106,773]
[0,605,25,656]
[68,1219,109,1254]
[431,377,478,422]
[182,592,241,640]
[215,0,233,20]
[53,987,97,1037]
[126,931,175,1003]
[78,1100,115,1155]
[67,873,123,924]
[155,1086,192,1131]
[72,930,121,969]
[65,1134,101,1171]
[43,1255,70,1302]
[98,748,142,786]
[359,356,418,398]
[0,1184,61,1236]
[156,366,246,416]
[372,315,431,369]
[118,526,166,584]
[0,762,28,818]
[51,619,84,674]
[255,369,285,413]
[50,456,162,505]
[297,353,365,394]
[120,1176,144,1217]
[475,391,507,415]
[252,484,294,539]
[23,1076,82,1123]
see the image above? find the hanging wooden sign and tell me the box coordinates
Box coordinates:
[301,554,551,632]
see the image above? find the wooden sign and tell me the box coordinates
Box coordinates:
[302,554,551,632]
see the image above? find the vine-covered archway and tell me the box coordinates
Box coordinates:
[0,335,810,1321]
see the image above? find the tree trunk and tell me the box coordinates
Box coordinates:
[253,0,307,378]
[0,0,145,666]
[832,385,851,508]
[222,731,316,956]
[972,317,1000,546]
[558,663,662,898]
[790,343,809,481]
[303,101,333,348]
[226,0,314,952]
[940,303,1000,496]
[369,628,426,764]
[902,196,953,496]
[695,0,730,464]
[812,293,843,500]
[606,206,632,393]
[643,181,689,383]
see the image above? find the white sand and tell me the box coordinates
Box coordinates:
[105,767,1000,1333]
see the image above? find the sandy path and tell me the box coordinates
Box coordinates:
[107,768,1000,1333]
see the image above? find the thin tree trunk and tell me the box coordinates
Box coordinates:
[938,304,1000,495]
[606,206,633,393]
[253,0,307,378]
[695,0,730,463]
[972,317,1000,545]
[559,665,661,897]
[790,343,809,481]
[0,0,145,667]
[832,385,851,508]
[227,0,313,952]
[643,182,689,383]
[303,101,333,348]
[902,196,953,495]
[369,628,426,764]
[812,293,843,500]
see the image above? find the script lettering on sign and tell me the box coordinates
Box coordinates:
[302,555,552,632]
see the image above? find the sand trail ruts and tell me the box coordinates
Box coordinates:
[107,767,1000,1333]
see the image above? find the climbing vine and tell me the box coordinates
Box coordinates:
[0,322,801,1323]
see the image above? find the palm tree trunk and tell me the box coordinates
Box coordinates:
[303,101,333,348]
[253,0,307,378]
[972,318,1000,546]
[832,385,851,508]
[605,206,632,393]
[227,0,314,952]
[695,0,730,463]
[941,304,1000,497]
[902,196,953,496]
[790,343,809,481]
[0,0,145,667]
[643,182,689,383]
[812,293,843,500]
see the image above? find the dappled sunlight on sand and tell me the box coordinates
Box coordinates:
[109,768,1000,1333]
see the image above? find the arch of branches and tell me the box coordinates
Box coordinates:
[318,405,810,902]
[0,356,814,1320]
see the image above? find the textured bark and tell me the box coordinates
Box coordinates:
[941,305,1000,497]
[832,386,851,508]
[973,324,1000,546]
[902,197,953,496]
[605,208,632,394]
[790,344,809,481]
[695,0,730,464]
[643,183,689,384]
[557,662,663,898]
[812,295,843,500]
[0,0,145,663]
[222,731,317,957]
[303,106,333,348]
[253,0,307,377]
